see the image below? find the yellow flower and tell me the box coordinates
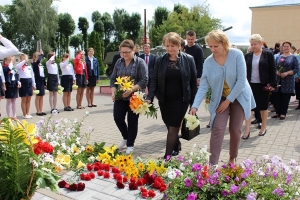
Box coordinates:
[121,81,133,91]
[17,120,38,145]
[156,162,167,175]
[111,145,117,152]
[104,146,114,155]
[76,160,86,169]
[55,153,65,163]
[147,160,157,175]
[114,76,123,85]
[138,162,144,171]
[85,145,94,153]
[62,155,71,165]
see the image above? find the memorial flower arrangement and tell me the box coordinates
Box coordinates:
[114,76,134,100]
[129,91,158,119]
[0,118,59,199]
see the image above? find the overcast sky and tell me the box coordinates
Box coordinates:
[1,0,276,45]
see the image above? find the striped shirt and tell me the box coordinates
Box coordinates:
[110,56,148,90]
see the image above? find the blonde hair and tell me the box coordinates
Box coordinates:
[88,47,94,52]
[20,54,28,61]
[205,30,230,51]
[249,34,263,43]
[32,52,40,61]
[3,57,12,65]
[162,32,181,47]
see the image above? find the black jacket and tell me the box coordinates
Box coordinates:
[146,52,197,105]
[245,49,277,88]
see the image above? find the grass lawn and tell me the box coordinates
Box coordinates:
[97,79,110,86]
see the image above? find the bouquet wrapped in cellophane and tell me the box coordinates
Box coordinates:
[129,91,158,119]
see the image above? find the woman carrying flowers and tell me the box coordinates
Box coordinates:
[110,39,148,154]
[146,32,197,160]
[190,30,256,165]
[272,41,299,120]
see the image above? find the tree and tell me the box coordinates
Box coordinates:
[123,12,142,43]
[154,7,168,27]
[78,17,89,53]
[91,11,101,23]
[93,20,104,39]
[88,31,105,75]
[101,12,114,52]
[70,34,83,54]
[112,8,128,50]
[58,13,75,55]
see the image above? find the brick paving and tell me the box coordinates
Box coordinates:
[2,90,299,199]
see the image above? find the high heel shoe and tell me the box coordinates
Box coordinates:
[258,129,267,136]
[242,132,250,140]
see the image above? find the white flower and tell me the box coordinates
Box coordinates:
[64,118,69,123]
[289,159,297,166]
[61,143,67,150]
[262,155,269,160]
[85,111,90,116]
[179,163,185,171]
[133,91,144,99]
[42,167,51,173]
[73,118,78,123]
[88,127,94,133]
[76,137,81,145]
[52,109,58,115]
[88,156,96,163]
[32,160,39,168]
[50,141,59,147]
[167,170,176,179]
[193,144,197,148]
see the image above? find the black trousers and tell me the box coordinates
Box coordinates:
[275,90,292,116]
[113,100,139,147]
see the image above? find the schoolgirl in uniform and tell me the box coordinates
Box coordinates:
[0,59,6,117]
[60,53,76,111]
[16,54,36,119]
[46,52,60,113]
[32,49,46,116]
[2,56,21,120]
[74,50,88,109]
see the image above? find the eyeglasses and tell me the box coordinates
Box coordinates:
[119,51,132,55]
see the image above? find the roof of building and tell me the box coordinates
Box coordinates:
[250,0,300,8]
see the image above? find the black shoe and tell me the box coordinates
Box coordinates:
[64,107,72,111]
[206,124,210,128]
[171,151,179,156]
[36,112,43,116]
[258,129,267,136]
[242,132,250,140]
[257,123,262,129]
[68,106,74,111]
[251,119,259,124]
[92,104,97,107]
[41,112,47,115]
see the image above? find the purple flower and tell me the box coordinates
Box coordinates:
[178,156,184,162]
[241,172,249,179]
[152,170,157,178]
[192,164,202,172]
[235,177,239,182]
[243,159,254,168]
[184,161,190,166]
[273,171,278,179]
[186,192,197,200]
[225,175,230,182]
[246,192,257,200]
[286,174,292,184]
[212,172,219,179]
[272,187,284,197]
[184,178,192,187]
[221,190,230,196]
[241,181,247,188]
[221,164,227,169]
[165,155,171,161]
[230,184,239,194]
[197,179,204,188]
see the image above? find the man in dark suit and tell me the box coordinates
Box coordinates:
[139,43,156,91]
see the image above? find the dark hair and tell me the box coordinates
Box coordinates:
[186,30,196,37]
[119,39,134,50]
[62,53,69,58]
[274,42,281,48]
[282,41,292,47]
[47,52,55,60]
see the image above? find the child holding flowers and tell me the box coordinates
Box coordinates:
[110,39,148,154]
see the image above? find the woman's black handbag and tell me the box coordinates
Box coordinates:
[181,120,200,141]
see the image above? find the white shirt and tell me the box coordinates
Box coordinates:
[16,60,36,87]
[60,60,76,79]
[8,63,16,81]
[250,54,261,83]
[89,56,93,70]
[46,55,60,84]
[39,64,45,77]
[0,37,19,59]
[0,63,5,83]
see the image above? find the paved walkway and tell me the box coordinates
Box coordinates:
[2,89,299,199]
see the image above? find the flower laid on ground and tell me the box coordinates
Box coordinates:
[184,114,200,131]
[162,144,300,200]
[129,91,158,119]
[0,118,59,199]
[278,57,285,73]
[114,76,134,100]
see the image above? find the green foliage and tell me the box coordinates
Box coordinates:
[88,31,105,75]
[91,11,101,23]
[78,17,89,53]
[154,7,169,27]
[70,34,83,54]
[123,12,142,43]
[57,13,76,55]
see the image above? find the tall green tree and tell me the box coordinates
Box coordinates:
[91,11,101,23]
[78,17,89,53]
[94,20,104,39]
[112,8,128,50]
[154,7,169,27]
[70,34,83,53]
[88,31,105,75]
[123,12,142,43]
[101,12,114,53]
[57,13,75,55]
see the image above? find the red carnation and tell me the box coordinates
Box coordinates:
[80,173,86,180]
[116,181,125,189]
[123,176,128,183]
[112,167,120,173]
[137,178,145,186]
[153,180,161,189]
[130,177,136,183]
[68,183,78,191]
[42,142,54,153]
[103,172,110,178]
[97,170,103,176]
[141,191,148,198]
[89,172,95,179]
[93,165,100,171]
[103,164,110,171]
[58,180,69,188]
[84,174,92,181]
[129,182,138,190]
[87,164,93,171]
[140,187,147,192]
[159,186,167,192]
[77,182,85,191]
[116,176,123,182]
[148,190,156,198]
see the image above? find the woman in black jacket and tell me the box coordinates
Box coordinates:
[242,34,277,139]
[146,32,197,160]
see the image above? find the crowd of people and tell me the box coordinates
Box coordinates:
[0,35,100,120]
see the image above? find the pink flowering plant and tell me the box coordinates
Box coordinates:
[162,145,300,200]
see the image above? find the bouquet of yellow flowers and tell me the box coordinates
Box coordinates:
[129,91,158,119]
[114,76,134,100]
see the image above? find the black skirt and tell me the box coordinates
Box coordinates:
[5,81,18,99]
[35,78,45,96]
[47,74,58,91]
[250,83,270,110]
[19,78,33,97]
[87,76,97,87]
[76,74,87,88]
[159,98,189,127]
[61,75,73,92]
[0,76,5,97]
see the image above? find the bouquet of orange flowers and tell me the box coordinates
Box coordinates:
[114,76,134,100]
[129,91,158,119]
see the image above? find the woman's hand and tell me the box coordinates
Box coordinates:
[216,99,230,113]
[269,86,275,91]
[145,100,151,104]
[122,90,132,98]
[111,95,115,102]
[280,72,289,78]
[2,84,6,91]
[189,108,197,115]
